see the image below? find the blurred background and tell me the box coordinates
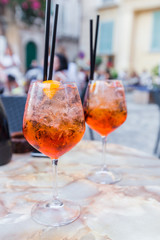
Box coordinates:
[0,0,160,156]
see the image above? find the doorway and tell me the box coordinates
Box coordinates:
[25,41,37,70]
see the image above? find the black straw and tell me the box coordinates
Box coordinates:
[90,19,93,80]
[48,4,59,80]
[93,15,100,80]
[43,0,51,82]
[89,15,100,80]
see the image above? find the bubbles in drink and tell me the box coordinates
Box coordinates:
[84,80,127,136]
[23,81,85,159]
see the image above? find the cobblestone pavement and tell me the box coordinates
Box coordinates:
[83,93,159,156]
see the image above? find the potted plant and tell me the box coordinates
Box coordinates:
[0,0,45,25]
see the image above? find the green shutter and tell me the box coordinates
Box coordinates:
[151,11,160,51]
[99,21,114,55]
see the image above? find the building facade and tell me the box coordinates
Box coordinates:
[80,0,160,74]
[0,0,81,72]
[2,0,160,74]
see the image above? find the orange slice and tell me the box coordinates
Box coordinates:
[43,80,60,99]
[90,82,97,93]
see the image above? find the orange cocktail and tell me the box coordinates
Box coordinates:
[83,79,127,184]
[84,80,127,136]
[23,80,85,159]
[23,80,85,227]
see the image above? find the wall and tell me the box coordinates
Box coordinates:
[132,9,160,73]
[93,0,160,73]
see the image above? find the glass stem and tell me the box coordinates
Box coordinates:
[101,136,108,171]
[51,159,63,207]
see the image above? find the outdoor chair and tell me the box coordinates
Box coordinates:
[152,90,160,157]
[0,95,27,133]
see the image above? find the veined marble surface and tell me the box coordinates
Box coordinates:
[0,140,160,240]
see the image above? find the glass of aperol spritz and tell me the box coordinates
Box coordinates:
[23,79,85,227]
[83,79,127,184]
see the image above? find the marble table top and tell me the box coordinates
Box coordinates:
[0,140,160,240]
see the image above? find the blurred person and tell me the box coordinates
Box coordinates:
[118,70,129,82]
[54,53,68,72]
[0,44,22,94]
[76,51,87,70]
[140,69,152,87]
[53,53,68,81]
[0,62,6,93]
[105,68,112,79]
[0,35,7,56]
[6,75,18,93]
[129,71,140,86]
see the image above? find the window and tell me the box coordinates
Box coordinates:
[151,11,160,51]
[98,21,114,55]
[57,0,80,38]
[102,0,118,5]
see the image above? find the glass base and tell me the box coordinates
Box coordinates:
[87,169,121,184]
[31,199,80,227]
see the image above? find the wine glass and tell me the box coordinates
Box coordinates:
[83,79,127,184]
[23,80,85,227]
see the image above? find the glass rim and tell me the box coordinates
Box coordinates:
[29,79,77,87]
[89,79,122,82]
